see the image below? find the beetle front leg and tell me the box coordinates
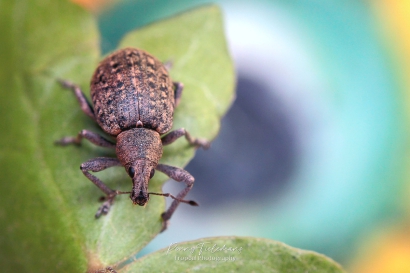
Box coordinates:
[58,79,95,121]
[55,129,115,148]
[156,164,195,232]
[161,128,210,149]
[80,157,122,217]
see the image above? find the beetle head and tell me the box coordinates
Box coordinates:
[116,128,163,206]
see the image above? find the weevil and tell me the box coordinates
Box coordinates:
[56,48,209,231]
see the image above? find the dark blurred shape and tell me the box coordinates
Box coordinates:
[186,74,298,208]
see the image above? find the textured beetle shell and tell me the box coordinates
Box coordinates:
[90,48,175,136]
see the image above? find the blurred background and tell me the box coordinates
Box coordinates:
[78,0,410,271]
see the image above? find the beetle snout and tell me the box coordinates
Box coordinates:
[131,190,149,206]
[128,160,155,207]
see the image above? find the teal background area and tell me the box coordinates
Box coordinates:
[98,0,408,265]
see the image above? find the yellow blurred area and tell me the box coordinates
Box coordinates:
[70,0,115,12]
[355,1,410,272]
[372,0,410,80]
[352,228,410,273]
[372,0,410,225]
[371,0,410,113]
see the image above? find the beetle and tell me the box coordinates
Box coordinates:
[56,47,209,231]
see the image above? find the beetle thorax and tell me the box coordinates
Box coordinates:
[116,128,163,167]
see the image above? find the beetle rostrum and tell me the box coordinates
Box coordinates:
[56,47,210,231]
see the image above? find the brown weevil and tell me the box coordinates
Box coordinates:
[56,48,210,231]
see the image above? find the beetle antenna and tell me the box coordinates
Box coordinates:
[148,192,199,206]
[115,190,132,195]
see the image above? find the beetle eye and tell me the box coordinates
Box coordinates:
[149,169,155,179]
[128,167,135,178]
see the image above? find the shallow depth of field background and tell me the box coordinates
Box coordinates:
[91,0,410,271]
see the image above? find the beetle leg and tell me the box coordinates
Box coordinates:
[155,164,195,232]
[161,128,210,149]
[163,60,173,71]
[80,157,122,218]
[95,267,117,273]
[55,129,115,148]
[58,79,95,121]
[173,82,184,107]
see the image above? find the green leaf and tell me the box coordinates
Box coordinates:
[0,1,234,272]
[119,237,346,273]
[0,0,99,272]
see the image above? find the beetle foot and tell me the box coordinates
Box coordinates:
[54,136,81,146]
[192,138,211,150]
[160,213,169,232]
[163,60,173,71]
[57,79,75,89]
[94,266,117,273]
[95,196,115,218]
[183,130,211,150]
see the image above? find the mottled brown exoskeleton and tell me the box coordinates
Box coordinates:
[56,48,209,231]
